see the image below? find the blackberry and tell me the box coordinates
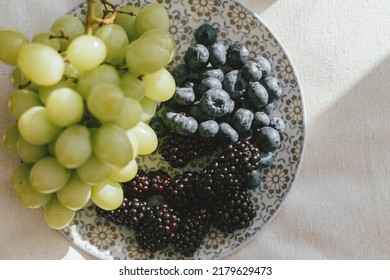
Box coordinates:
[172,208,212,257]
[95,197,153,230]
[123,169,171,199]
[135,203,180,252]
[158,133,217,168]
[212,189,256,233]
[164,171,206,213]
[199,139,261,196]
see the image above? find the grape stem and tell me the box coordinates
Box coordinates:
[85,0,120,34]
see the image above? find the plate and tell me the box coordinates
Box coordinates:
[60,0,306,260]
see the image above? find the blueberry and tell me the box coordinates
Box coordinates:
[260,102,275,114]
[222,70,248,99]
[218,122,239,143]
[208,42,227,67]
[253,56,272,77]
[242,60,263,82]
[173,87,196,106]
[198,77,222,96]
[253,111,270,128]
[232,108,254,133]
[226,42,250,69]
[259,152,273,167]
[172,113,199,136]
[200,88,232,117]
[270,117,286,133]
[198,120,219,138]
[171,64,189,86]
[246,169,262,189]
[194,23,217,46]
[188,101,211,122]
[149,116,170,138]
[162,111,179,131]
[200,67,224,82]
[246,81,269,109]
[262,76,282,101]
[184,44,209,70]
[256,126,281,152]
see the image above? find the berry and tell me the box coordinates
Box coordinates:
[198,120,219,138]
[199,88,232,117]
[231,108,254,133]
[148,116,170,138]
[200,67,224,82]
[226,42,250,69]
[184,44,209,70]
[253,56,272,77]
[208,42,227,67]
[164,171,204,213]
[95,197,153,230]
[222,70,248,99]
[246,81,269,110]
[194,23,217,46]
[171,64,189,86]
[135,203,180,252]
[172,113,198,136]
[199,139,261,197]
[246,169,261,189]
[217,122,239,143]
[172,208,212,257]
[259,151,273,167]
[158,133,217,168]
[255,126,281,152]
[198,77,222,96]
[253,111,270,128]
[212,189,256,233]
[173,87,196,106]
[262,76,282,101]
[270,116,286,133]
[188,101,210,122]
[242,60,263,82]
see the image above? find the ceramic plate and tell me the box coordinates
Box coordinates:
[60,0,306,260]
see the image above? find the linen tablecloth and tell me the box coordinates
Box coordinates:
[1,0,389,259]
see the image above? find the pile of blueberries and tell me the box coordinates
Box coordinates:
[150,23,285,161]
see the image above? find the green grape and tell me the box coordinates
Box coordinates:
[46,87,84,127]
[10,67,38,91]
[76,154,109,184]
[56,173,91,211]
[92,123,133,168]
[95,24,128,65]
[64,62,82,79]
[113,97,143,130]
[43,196,76,229]
[32,30,60,51]
[125,37,171,75]
[17,43,65,86]
[3,124,19,152]
[16,137,48,163]
[125,128,139,160]
[93,1,105,19]
[129,122,157,155]
[143,67,176,101]
[135,3,169,35]
[108,158,137,183]
[38,79,77,105]
[50,15,84,51]
[120,72,146,101]
[29,156,71,194]
[17,181,53,209]
[8,89,42,119]
[91,178,123,210]
[0,28,29,65]
[77,64,120,99]
[10,162,32,192]
[139,96,157,122]
[55,125,92,168]
[87,83,124,121]
[66,35,107,72]
[114,5,140,42]
[140,29,176,62]
[18,106,61,145]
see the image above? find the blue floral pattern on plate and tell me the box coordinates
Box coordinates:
[61,0,306,260]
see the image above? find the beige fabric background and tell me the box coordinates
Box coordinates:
[1,0,390,259]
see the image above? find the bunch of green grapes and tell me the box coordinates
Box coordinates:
[1,1,176,229]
